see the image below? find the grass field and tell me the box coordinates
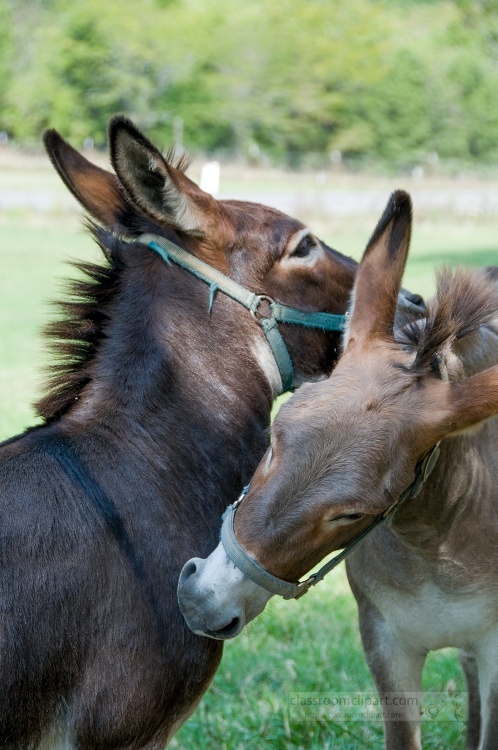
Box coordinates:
[1,160,498,748]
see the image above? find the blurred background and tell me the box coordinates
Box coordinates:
[1,2,497,747]
[1,0,498,170]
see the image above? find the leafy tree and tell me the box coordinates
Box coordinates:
[0,3,12,117]
[2,0,498,167]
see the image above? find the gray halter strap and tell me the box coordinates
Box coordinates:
[220,358,447,600]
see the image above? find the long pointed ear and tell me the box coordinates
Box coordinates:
[43,129,140,235]
[439,365,498,435]
[108,115,216,236]
[345,190,412,348]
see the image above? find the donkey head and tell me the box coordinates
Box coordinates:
[44,116,356,395]
[178,190,498,639]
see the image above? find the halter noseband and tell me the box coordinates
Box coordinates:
[219,360,448,600]
[139,233,346,393]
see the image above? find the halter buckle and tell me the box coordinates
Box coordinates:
[250,295,275,325]
[232,485,249,510]
[293,575,316,599]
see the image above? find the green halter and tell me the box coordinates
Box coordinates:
[139,233,346,393]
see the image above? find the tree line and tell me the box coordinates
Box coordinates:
[1,0,497,169]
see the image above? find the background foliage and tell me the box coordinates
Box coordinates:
[1,3,497,747]
[1,0,498,168]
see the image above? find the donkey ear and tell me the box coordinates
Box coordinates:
[438,365,498,436]
[108,115,214,235]
[345,190,412,347]
[43,129,138,235]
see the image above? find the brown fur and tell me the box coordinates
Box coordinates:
[0,116,361,749]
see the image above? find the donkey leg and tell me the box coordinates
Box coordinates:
[475,632,498,750]
[476,682,498,750]
[459,649,480,750]
[357,602,425,750]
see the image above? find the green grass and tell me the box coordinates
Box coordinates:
[0,215,96,438]
[173,567,467,750]
[0,204,497,748]
[320,220,498,298]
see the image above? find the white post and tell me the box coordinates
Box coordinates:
[200,161,220,196]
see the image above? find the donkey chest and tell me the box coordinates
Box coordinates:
[373,581,498,652]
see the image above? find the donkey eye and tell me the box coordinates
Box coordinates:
[328,513,363,525]
[290,236,314,258]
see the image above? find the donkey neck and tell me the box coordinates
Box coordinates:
[388,322,498,567]
[391,432,498,583]
[54,256,276,516]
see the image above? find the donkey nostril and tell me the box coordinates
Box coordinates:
[184,560,197,576]
[179,558,200,584]
[210,616,240,638]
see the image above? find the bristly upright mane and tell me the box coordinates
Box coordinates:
[400,266,498,373]
[35,147,192,424]
[163,145,192,175]
[35,226,125,423]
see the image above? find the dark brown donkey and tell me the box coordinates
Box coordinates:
[178,192,498,750]
[0,114,369,749]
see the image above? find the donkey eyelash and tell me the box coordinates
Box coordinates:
[290,235,316,258]
[328,513,364,525]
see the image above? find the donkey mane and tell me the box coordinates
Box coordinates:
[161,145,192,175]
[35,226,124,423]
[400,267,498,373]
[34,148,195,424]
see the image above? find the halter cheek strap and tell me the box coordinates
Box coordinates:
[221,495,301,599]
[219,360,448,600]
[220,441,442,600]
[138,233,346,394]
